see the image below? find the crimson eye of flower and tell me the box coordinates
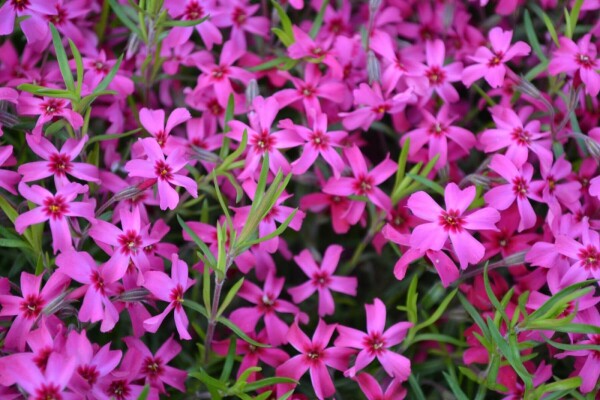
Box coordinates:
[42,99,64,115]
[43,195,68,219]
[511,127,531,145]
[184,1,203,20]
[144,356,164,377]
[49,153,72,176]
[576,53,595,69]
[310,131,329,148]
[11,0,30,11]
[118,230,142,254]
[77,364,100,386]
[208,100,223,116]
[512,176,529,198]
[329,18,343,34]
[305,346,323,361]
[364,332,387,354]
[170,285,185,308]
[212,65,228,79]
[425,66,446,85]
[312,47,324,57]
[488,51,504,67]
[354,175,374,195]
[91,270,106,294]
[20,294,44,319]
[312,271,330,287]
[107,380,131,400]
[439,209,464,232]
[34,383,63,400]
[372,104,390,114]
[48,6,67,25]
[301,85,314,97]
[232,7,247,25]
[154,160,173,180]
[429,122,445,136]
[578,245,599,270]
[253,130,276,152]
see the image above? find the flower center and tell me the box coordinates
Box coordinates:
[488,51,504,67]
[49,153,72,176]
[310,131,329,149]
[91,270,106,294]
[34,383,63,400]
[107,380,131,400]
[576,53,595,69]
[578,245,599,270]
[170,285,185,309]
[77,365,99,386]
[43,195,68,219]
[354,175,375,195]
[20,294,44,319]
[252,130,276,153]
[364,332,387,355]
[41,99,64,116]
[512,176,529,198]
[301,85,315,97]
[511,127,531,145]
[439,209,464,232]
[425,66,446,85]
[154,160,173,181]
[232,7,247,26]
[372,104,390,114]
[312,271,330,288]
[212,65,228,80]
[155,131,167,147]
[11,0,30,12]
[429,122,445,136]
[184,1,203,20]
[144,357,164,378]
[118,230,142,255]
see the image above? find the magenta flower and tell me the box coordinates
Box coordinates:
[19,134,100,187]
[288,26,342,77]
[218,0,270,47]
[17,95,83,138]
[15,182,95,254]
[355,373,407,400]
[323,145,397,214]
[228,95,302,179]
[0,271,70,351]
[0,145,20,195]
[548,34,599,97]
[408,183,500,269]
[479,106,552,169]
[138,107,191,149]
[484,154,537,232]
[281,110,347,177]
[418,39,463,103]
[229,272,306,346]
[89,209,157,281]
[125,137,198,210]
[83,50,134,97]
[402,105,476,168]
[288,245,357,317]
[0,0,54,38]
[56,250,120,332]
[529,156,581,215]
[142,253,196,340]
[462,27,531,88]
[590,175,600,200]
[335,298,412,380]
[555,229,600,282]
[276,320,354,400]
[163,0,223,50]
[123,335,187,393]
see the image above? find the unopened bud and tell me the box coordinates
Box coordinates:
[43,291,70,317]
[573,132,600,160]
[462,174,491,189]
[495,251,527,268]
[190,146,222,164]
[115,288,150,302]
[126,34,140,60]
[246,79,259,108]
[516,76,543,100]
[369,0,382,15]
[0,109,18,128]
[367,51,381,84]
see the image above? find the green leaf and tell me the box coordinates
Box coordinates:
[0,238,33,251]
[271,27,294,47]
[526,321,600,334]
[189,369,228,391]
[415,288,457,331]
[248,57,291,72]
[0,195,19,224]
[486,318,532,389]
[406,173,445,195]
[309,0,329,39]
[68,39,84,97]
[219,336,237,381]
[458,293,490,342]
[217,277,244,318]
[536,377,582,396]
[177,215,217,267]
[183,299,210,318]
[239,209,298,250]
[85,128,141,147]
[443,372,469,400]
[136,385,150,400]
[108,0,143,37]
[526,279,596,322]
[546,339,600,352]
[568,0,584,39]
[408,375,426,400]
[218,316,269,348]
[243,377,298,393]
[523,11,548,63]
[483,263,511,325]
[409,333,467,347]
[93,55,123,94]
[161,15,209,27]
[203,265,211,312]
[219,93,236,159]
[271,0,293,40]
[50,24,75,93]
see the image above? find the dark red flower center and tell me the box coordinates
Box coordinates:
[49,153,72,176]
[41,99,65,116]
[77,364,99,386]
[91,270,106,294]
[144,356,164,378]
[439,209,464,232]
[11,0,30,12]
[312,271,331,288]
[20,294,44,319]
[305,345,324,365]
[300,85,315,97]
[34,383,62,400]
[512,176,529,198]
[310,131,329,149]
[429,122,446,137]
[488,51,504,67]
[578,245,599,270]
[170,284,185,309]
[364,332,387,355]
[184,1,204,20]
[232,7,247,26]
[212,65,229,80]
[208,99,224,116]
[252,130,276,153]
[576,53,596,69]
[425,66,446,85]
[354,175,375,195]
[33,347,52,371]
[372,103,390,114]
[154,160,173,181]
[155,131,167,147]
[47,5,67,25]
[259,293,277,313]
[511,127,531,145]
[43,195,69,219]
[118,230,142,255]
[107,380,131,400]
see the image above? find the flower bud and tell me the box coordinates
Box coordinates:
[190,146,222,164]
[369,0,382,15]
[367,51,381,84]
[115,288,150,302]
[246,79,259,108]
[43,291,70,317]
[126,33,140,60]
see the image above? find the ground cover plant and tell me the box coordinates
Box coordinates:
[0,0,599,399]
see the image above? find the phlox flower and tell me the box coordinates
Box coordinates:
[548,34,599,97]
[19,134,100,187]
[89,209,156,281]
[142,254,195,340]
[17,95,83,139]
[590,174,600,199]
[402,105,476,168]
[276,320,354,400]
[228,95,302,179]
[408,183,500,269]
[123,335,187,394]
[529,156,581,215]
[137,107,191,149]
[555,228,600,282]
[323,145,397,218]
[496,363,552,399]
[300,188,353,234]
[288,26,342,77]
[0,271,70,351]
[418,39,463,103]
[479,106,552,169]
[0,145,20,195]
[163,0,223,50]
[288,245,357,317]
[0,0,54,40]
[355,373,407,400]
[82,50,135,97]
[217,0,270,48]
[462,27,531,88]
[484,154,538,232]
[125,137,198,210]
[56,250,120,332]
[335,298,412,380]
[280,110,347,177]
[15,182,95,254]
[229,272,307,346]
[0,87,18,136]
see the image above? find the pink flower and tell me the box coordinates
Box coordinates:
[138,107,191,149]
[276,320,354,400]
[142,253,196,340]
[0,0,54,39]
[229,272,306,346]
[228,95,302,179]
[218,0,270,48]
[408,183,500,269]
[548,34,599,97]
[123,335,187,393]
[484,154,538,232]
[323,145,397,215]
[418,39,463,103]
[0,145,20,195]
[89,209,157,281]
[479,106,552,169]
[335,298,412,380]
[355,373,407,400]
[529,156,581,215]
[589,175,600,199]
[83,50,134,96]
[56,251,120,332]
[163,0,223,50]
[125,137,198,210]
[19,134,100,187]
[0,271,70,351]
[281,110,347,177]
[15,182,95,254]
[555,229,600,282]
[462,27,531,88]
[288,245,357,317]
[402,105,476,168]
[288,26,342,77]
[17,96,83,139]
